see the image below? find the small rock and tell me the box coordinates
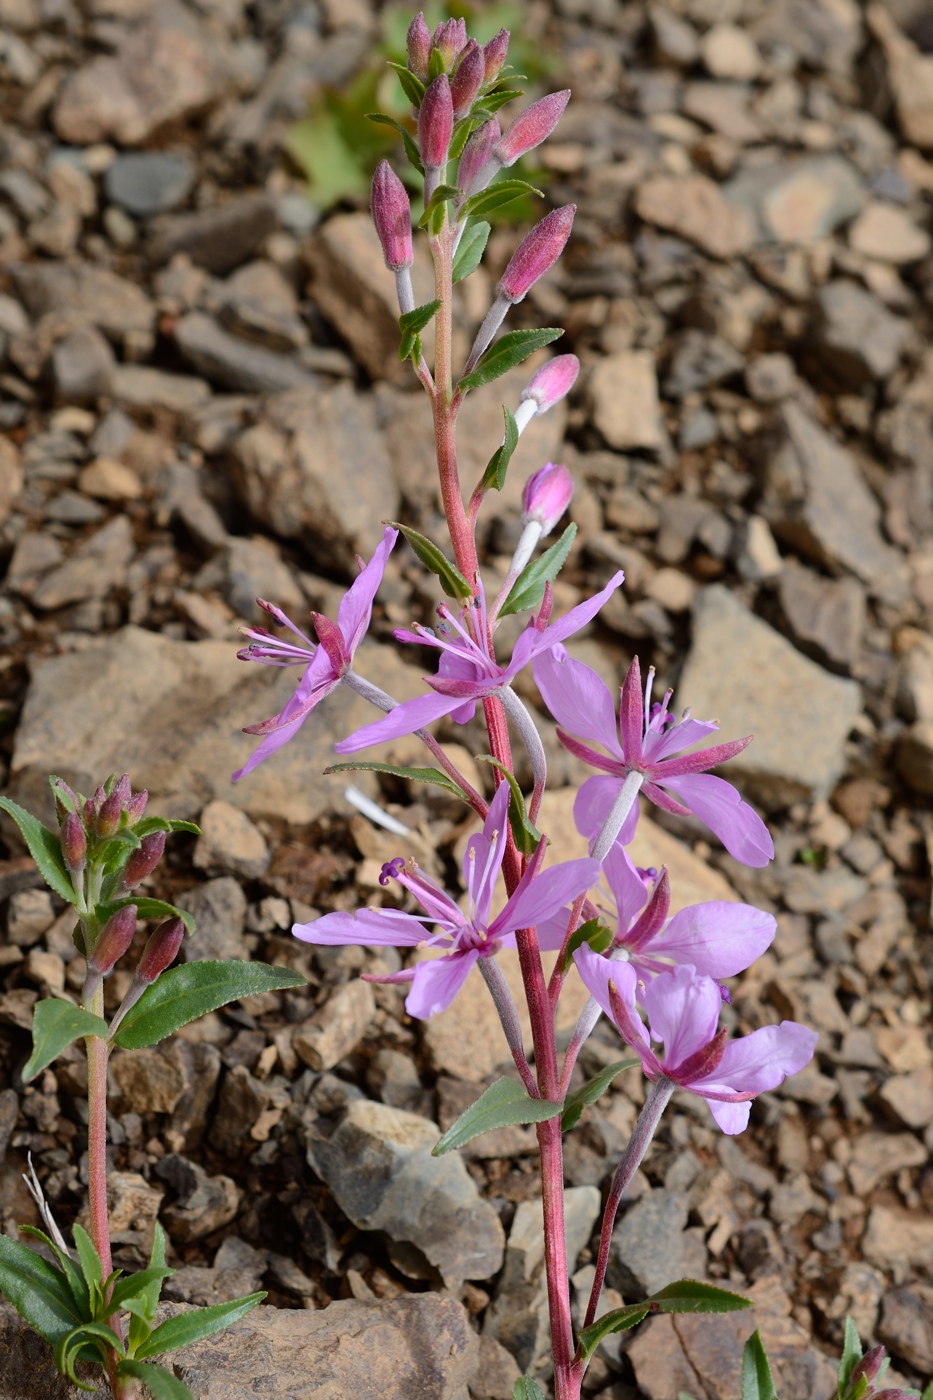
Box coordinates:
[879,1285,933,1373]
[109,363,211,414]
[635,173,756,258]
[104,152,196,218]
[608,1188,690,1298]
[105,1170,163,1257]
[849,201,931,264]
[6,888,54,946]
[896,722,933,794]
[0,438,23,525]
[847,1132,927,1196]
[293,979,375,1072]
[221,535,303,620]
[148,192,277,274]
[663,328,743,398]
[745,352,798,403]
[649,3,699,66]
[877,1066,933,1129]
[219,260,308,354]
[862,1204,933,1276]
[588,349,663,451]
[469,1334,522,1400]
[0,1089,19,1167]
[778,559,866,672]
[111,1045,187,1114]
[31,515,134,611]
[193,799,269,879]
[869,5,933,151]
[701,23,761,81]
[77,457,142,502]
[156,1154,241,1243]
[735,515,784,581]
[11,260,154,341]
[174,311,318,394]
[811,279,909,385]
[210,1064,267,1156]
[51,324,114,402]
[180,877,249,962]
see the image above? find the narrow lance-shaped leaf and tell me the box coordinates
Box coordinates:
[55,1321,118,1390]
[418,184,461,230]
[386,59,425,106]
[19,1227,90,1321]
[475,755,541,855]
[742,1330,778,1400]
[433,1077,562,1156]
[324,761,468,802]
[559,916,613,976]
[112,962,305,1050]
[0,1235,81,1346]
[136,1292,266,1359]
[561,1057,640,1132]
[458,178,543,223]
[452,220,490,283]
[23,1000,109,1082]
[71,1224,103,1313]
[365,112,423,172]
[96,897,195,938]
[390,522,474,601]
[117,1360,195,1400]
[459,328,563,392]
[481,406,520,491]
[650,1280,753,1314]
[399,299,442,335]
[499,522,576,618]
[132,817,200,839]
[838,1318,863,1398]
[473,87,525,115]
[127,1223,168,1356]
[577,1304,650,1362]
[0,797,76,905]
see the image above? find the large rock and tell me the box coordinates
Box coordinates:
[174,312,317,394]
[588,350,664,452]
[634,173,756,259]
[305,1099,505,1289]
[811,280,908,385]
[677,585,862,804]
[723,156,864,244]
[148,194,278,275]
[11,262,154,342]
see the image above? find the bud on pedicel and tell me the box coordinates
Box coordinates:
[96,789,123,838]
[483,28,509,82]
[521,463,574,535]
[372,161,413,271]
[407,11,431,81]
[520,354,580,414]
[124,788,148,825]
[450,42,484,118]
[458,119,499,195]
[122,830,166,888]
[137,917,185,985]
[494,90,571,167]
[61,811,87,872]
[432,17,467,69]
[850,1347,887,1391]
[498,205,576,304]
[90,905,137,975]
[419,74,454,171]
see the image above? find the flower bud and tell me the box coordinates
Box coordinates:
[498,205,576,304]
[61,811,87,872]
[124,788,148,825]
[90,905,137,975]
[483,28,510,82]
[122,830,166,888]
[519,355,580,414]
[137,917,185,985]
[494,90,570,167]
[371,160,413,271]
[850,1347,886,1390]
[52,777,80,821]
[432,17,467,70]
[407,11,431,82]
[457,118,499,196]
[112,774,132,804]
[419,73,454,171]
[450,42,484,118]
[521,463,574,534]
[96,789,123,838]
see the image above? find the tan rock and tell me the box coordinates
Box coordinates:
[588,349,663,451]
[0,438,23,525]
[293,979,375,1072]
[849,201,931,264]
[635,173,756,258]
[868,4,933,150]
[77,457,142,501]
[701,23,761,81]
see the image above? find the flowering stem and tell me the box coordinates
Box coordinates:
[432,216,478,585]
[479,958,537,1097]
[591,771,644,864]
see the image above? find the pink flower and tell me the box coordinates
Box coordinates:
[498,206,576,303]
[233,527,397,780]
[494,90,571,167]
[336,570,624,754]
[522,462,574,535]
[574,952,818,1134]
[294,784,600,1019]
[533,651,774,866]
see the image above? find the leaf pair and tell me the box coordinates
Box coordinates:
[577,1280,753,1364]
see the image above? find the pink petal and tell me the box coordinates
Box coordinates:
[495,857,600,937]
[535,908,573,951]
[650,903,776,978]
[293,907,430,946]
[705,1099,752,1134]
[465,784,510,927]
[603,844,649,932]
[644,716,721,763]
[574,776,639,846]
[405,950,479,1018]
[641,965,722,1068]
[658,772,774,866]
[532,650,623,756]
[335,689,468,753]
[337,527,398,655]
[708,1021,819,1096]
[573,945,644,1041]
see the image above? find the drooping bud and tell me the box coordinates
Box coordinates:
[450,42,485,119]
[494,90,571,167]
[419,73,454,172]
[136,917,185,985]
[498,205,576,304]
[521,463,574,535]
[457,119,500,197]
[483,28,510,82]
[124,788,148,825]
[371,160,413,271]
[61,812,87,872]
[407,11,431,82]
[519,354,580,415]
[89,905,137,976]
[122,830,166,888]
[432,17,467,70]
[96,789,123,838]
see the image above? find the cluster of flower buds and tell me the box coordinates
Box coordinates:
[839,1345,913,1400]
[109,917,186,1036]
[55,774,156,891]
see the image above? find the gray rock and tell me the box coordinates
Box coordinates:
[219,259,308,353]
[193,799,270,880]
[879,1285,933,1373]
[608,1188,690,1299]
[210,1064,267,1156]
[305,1099,505,1289]
[897,721,933,795]
[634,172,756,259]
[649,3,699,65]
[148,192,277,274]
[179,876,249,961]
[156,1154,240,1243]
[293,979,375,1073]
[221,534,303,620]
[104,152,196,218]
[811,280,909,385]
[724,156,864,243]
[156,463,229,551]
[678,584,862,804]
[777,558,866,673]
[50,323,114,401]
[763,404,909,602]
[663,329,744,399]
[169,1041,222,1151]
[30,515,134,611]
[11,261,154,341]
[109,363,211,414]
[175,311,318,394]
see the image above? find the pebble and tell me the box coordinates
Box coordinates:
[877,1066,933,1130]
[77,456,142,502]
[588,349,664,451]
[608,1188,691,1298]
[701,23,761,81]
[156,1154,241,1243]
[862,1204,933,1277]
[5,888,54,946]
[846,1131,926,1196]
[148,192,278,274]
[778,558,866,672]
[12,259,154,341]
[109,363,211,414]
[174,311,318,394]
[812,279,909,385]
[30,514,134,611]
[849,200,931,264]
[105,151,197,218]
[293,979,375,1072]
[635,172,757,258]
[879,1285,933,1373]
[180,877,249,962]
[111,1045,187,1115]
[193,799,270,880]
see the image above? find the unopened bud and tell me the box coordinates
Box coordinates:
[52,777,80,821]
[483,28,510,82]
[432,17,467,70]
[519,354,580,415]
[498,205,576,303]
[419,73,453,171]
[407,11,431,82]
[124,788,148,825]
[494,89,570,167]
[61,812,87,872]
[850,1347,886,1389]
[112,774,132,803]
[450,42,484,118]
[137,917,185,985]
[457,119,499,197]
[372,160,413,271]
[96,790,123,838]
[521,463,574,535]
[122,830,166,888]
[90,905,137,975]
[873,1392,913,1399]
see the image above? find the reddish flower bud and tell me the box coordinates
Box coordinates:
[873,1392,913,1399]
[137,917,185,985]
[498,205,576,303]
[371,160,413,271]
[52,777,80,821]
[122,830,166,888]
[494,89,570,167]
[432,17,467,69]
[521,463,575,534]
[450,42,484,118]
[96,789,123,838]
[407,11,431,82]
[458,118,499,195]
[419,74,454,170]
[520,355,580,414]
[90,904,137,975]
[851,1347,887,1389]
[124,788,148,825]
[61,811,87,872]
[483,28,510,82]
[112,774,132,803]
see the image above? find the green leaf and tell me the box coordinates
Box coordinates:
[474,87,525,115]
[136,1292,265,1359]
[432,1077,562,1156]
[512,1380,546,1400]
[71,1225,103,1314]
[499,523,577,618]
[399,299,442,335]
[108,1267,173,1317]
[452,220,490,283]
[132,818,200,840]
[49,775,80,816]
[19,1227,90,1320]
[838,1317,862,1398]
[0,1234,80,1346]
[96,897,195,938]
[0,797,76,905]
[481,406,519,491]
[387,59,425,106]
[117,1360,194,1400]
[561,1058,640,1132]
[449,114,485,162]
[459,327,563,392]
[112,961,305,1050]
[22,1000,109,1082]
[742,1330,778,1400]
[55,1321,116,1389]
[365,112,423,172]
[417,184,461,230]
[458,178,543,222]
[920,1384,933,1400]
[391,522,474,601]
[650,1280,753,1315]
[559,916,613,976]
[323,761,468,801]
[475,757,541,855]
[577,1304,650,1362]
[128,1224,168,1356]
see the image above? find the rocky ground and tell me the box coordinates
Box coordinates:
[1,0,933,1396]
